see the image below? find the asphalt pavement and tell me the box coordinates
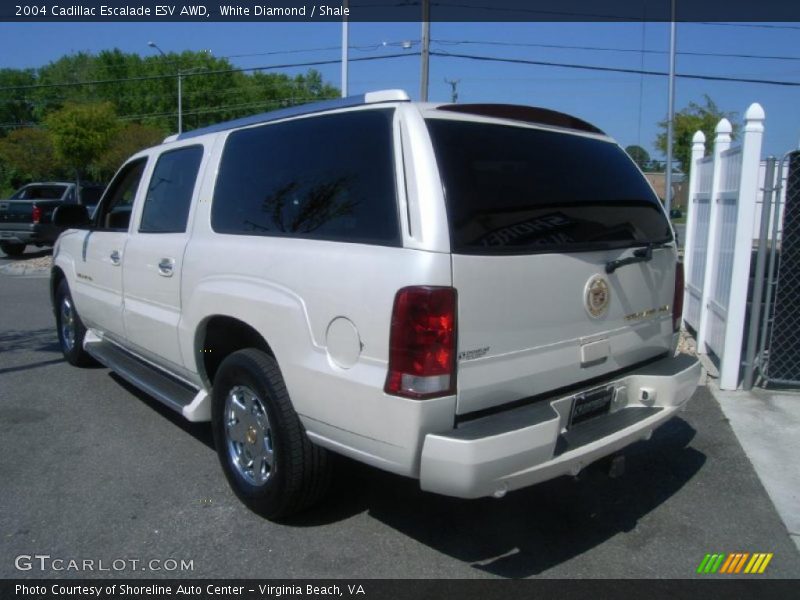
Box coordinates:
[1,262,799,579]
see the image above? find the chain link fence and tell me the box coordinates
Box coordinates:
[762,151,800,385]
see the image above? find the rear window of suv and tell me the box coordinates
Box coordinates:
[212,109,400,247]
[11,185,67,200]
[425,118,672,255]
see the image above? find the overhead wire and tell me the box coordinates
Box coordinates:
[0,52,420,93]
[431,38,800,62]
[430,51,800,87]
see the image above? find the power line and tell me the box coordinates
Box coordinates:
[694,22,800,30]
[432,38,800,62]
[0,96,340,129]
[430,51,800,87]
[118,96,338,121]
[0,79,335,106]
[167,40,418,62]
[0,53,420,93]
[10,40,421,81]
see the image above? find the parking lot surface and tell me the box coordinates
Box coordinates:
[1,264,799,579]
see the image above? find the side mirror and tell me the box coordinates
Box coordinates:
[53,204,91,228]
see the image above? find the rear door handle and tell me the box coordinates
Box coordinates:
[109,250,121,265]
[158,258,175,277]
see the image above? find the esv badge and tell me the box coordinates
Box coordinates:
[584,275,610,318]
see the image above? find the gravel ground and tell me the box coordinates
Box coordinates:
[14,255,52,269]
[0,253,52,276]
[677,328,697,356]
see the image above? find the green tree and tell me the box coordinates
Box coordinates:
[0,49,340,135]
[0,128,64,184]
[0,68,37,129]
[656,95,738,175]
[625,145,651,170]
[45,102,120,185]
[92,123,165,181]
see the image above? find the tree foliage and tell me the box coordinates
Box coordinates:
[0,127,64,195]
[0,128,64,187]
[656,95,738,175]
[10,49,339,133]
[0,48,340,192]
[624,145,651,170]
[45,102,119,182]
[0,68,37,127]
[92,123,165,181]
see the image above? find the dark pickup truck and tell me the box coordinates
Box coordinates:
[0,182,104,257]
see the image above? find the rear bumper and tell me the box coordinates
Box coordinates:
[0,223,58,245]
[419,353,701,498]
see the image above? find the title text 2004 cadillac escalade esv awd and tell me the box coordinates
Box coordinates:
[51,90,701,519]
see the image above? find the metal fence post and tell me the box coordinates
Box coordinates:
[759,155,789,384]
[682,130,707,325]
[743,157,777,390]
[720,103,765,390]
[696,118,732,351]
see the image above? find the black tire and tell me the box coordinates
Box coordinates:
[55,280,95,367]
[211,349,331,519]
[0,242,25,257]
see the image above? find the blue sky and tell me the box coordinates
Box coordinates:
[1,21,798,159]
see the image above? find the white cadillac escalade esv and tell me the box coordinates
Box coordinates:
[51,90,701,519]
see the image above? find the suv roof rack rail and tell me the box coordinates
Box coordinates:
[174,89,410,141]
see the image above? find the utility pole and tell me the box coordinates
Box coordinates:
[177,73,183,133]
[148,41,179,132]
[444,78,460,103]
[665,0,677,215]
[341,0,349,97]
[420,0,430,101]
[148,42,208,134]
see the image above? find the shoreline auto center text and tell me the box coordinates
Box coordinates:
[15,583,367,598]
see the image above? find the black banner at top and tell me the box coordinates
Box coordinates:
[3,0,800,22]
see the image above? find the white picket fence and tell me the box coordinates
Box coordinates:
[682,103,765,390]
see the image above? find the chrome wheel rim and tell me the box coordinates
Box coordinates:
[60,296,76,352]
[224,385,274,486]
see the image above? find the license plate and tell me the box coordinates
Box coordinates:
[569,386,614,427]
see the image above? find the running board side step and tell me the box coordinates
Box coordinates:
[84,338,211,422]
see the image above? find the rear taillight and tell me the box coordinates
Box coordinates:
[673,262,684,332]
[32,205,41,225]
[385,286,457,399]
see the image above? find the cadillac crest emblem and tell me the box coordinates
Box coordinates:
[585,275,610,318]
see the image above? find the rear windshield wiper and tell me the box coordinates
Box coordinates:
[605,242,671,274]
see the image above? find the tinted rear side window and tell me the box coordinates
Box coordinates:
[212,109,400,246]
[140,145,203,233]
[426,118,672,254]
